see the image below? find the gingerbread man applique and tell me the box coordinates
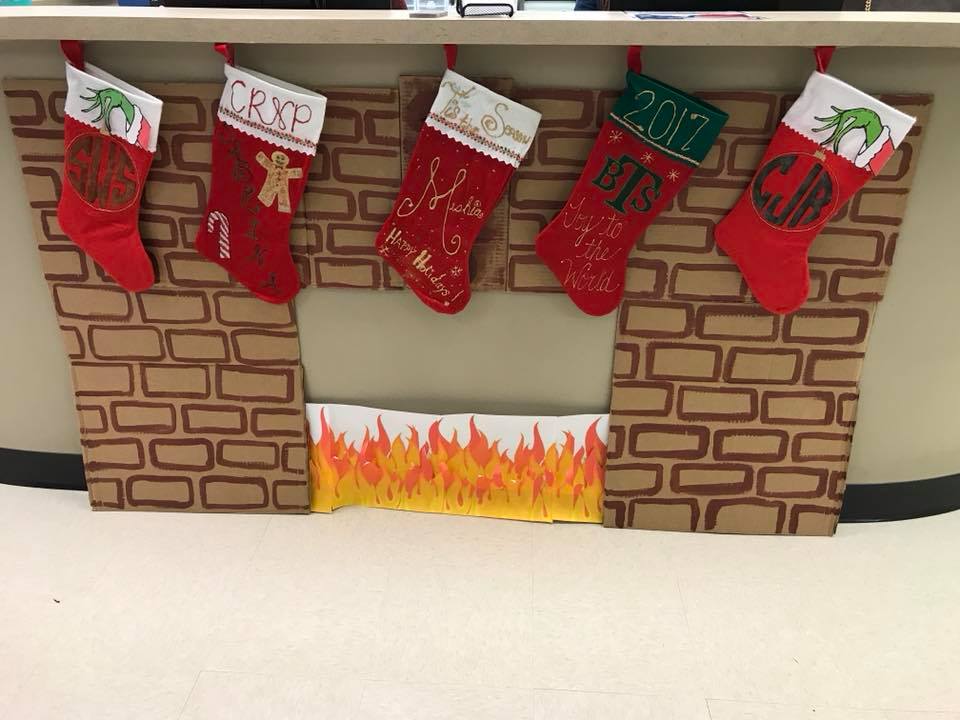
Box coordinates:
[255,150,302,214]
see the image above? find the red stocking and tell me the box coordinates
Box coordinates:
[58,44,162,292]
[535,67,727,316]
[195,59,327,303]
[715,71,915,314]
[375,69,541,314]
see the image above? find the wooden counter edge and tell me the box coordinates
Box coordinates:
[0,9,960,47]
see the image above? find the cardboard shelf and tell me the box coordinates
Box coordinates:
[1,9,960,47]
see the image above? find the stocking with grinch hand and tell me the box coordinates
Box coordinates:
[57,40,163,292]
[715,53,916,315]
[375,48,542,314]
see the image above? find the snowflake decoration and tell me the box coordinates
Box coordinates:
[667,169,680,182]
[609,129,623,144]
[641,152,654,165]
[449,266,463,278]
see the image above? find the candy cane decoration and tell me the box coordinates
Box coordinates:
[207,210,230,259]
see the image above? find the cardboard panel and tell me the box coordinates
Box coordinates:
[67,293,310,512]
[600,92,931,535]
[65,285,310,513]
[5,80,310,512]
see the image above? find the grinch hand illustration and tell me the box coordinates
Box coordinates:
[812,106,895,173]
[80,87,152,151]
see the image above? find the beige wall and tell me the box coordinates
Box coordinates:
[1,41,957,484]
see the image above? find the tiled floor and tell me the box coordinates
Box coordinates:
[0,483,957,720]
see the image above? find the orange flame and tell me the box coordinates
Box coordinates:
[309,411,606,523]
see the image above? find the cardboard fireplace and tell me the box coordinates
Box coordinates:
[2,75,931,534]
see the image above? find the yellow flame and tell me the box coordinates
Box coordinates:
[309,411,605,523]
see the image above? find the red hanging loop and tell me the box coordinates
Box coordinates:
[214,42,236,66]
[60,40,84,70]
[443,44,457,70]
[627,46,643,75]
[814,46,836,73]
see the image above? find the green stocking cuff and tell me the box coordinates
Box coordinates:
[611,71,728,167]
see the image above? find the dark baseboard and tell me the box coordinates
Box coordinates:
[1,447,958,522]
[839,474,960,522]
[0,447,86,491]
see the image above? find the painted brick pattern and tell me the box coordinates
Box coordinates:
[4,79,930,528]
[4,80,310,512]
[62,285,309,512]
[599,92,930,535]
[299,87,402,289]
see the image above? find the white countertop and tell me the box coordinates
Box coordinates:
[1,8,960,47]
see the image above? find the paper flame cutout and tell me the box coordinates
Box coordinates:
[308,410,606,523]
